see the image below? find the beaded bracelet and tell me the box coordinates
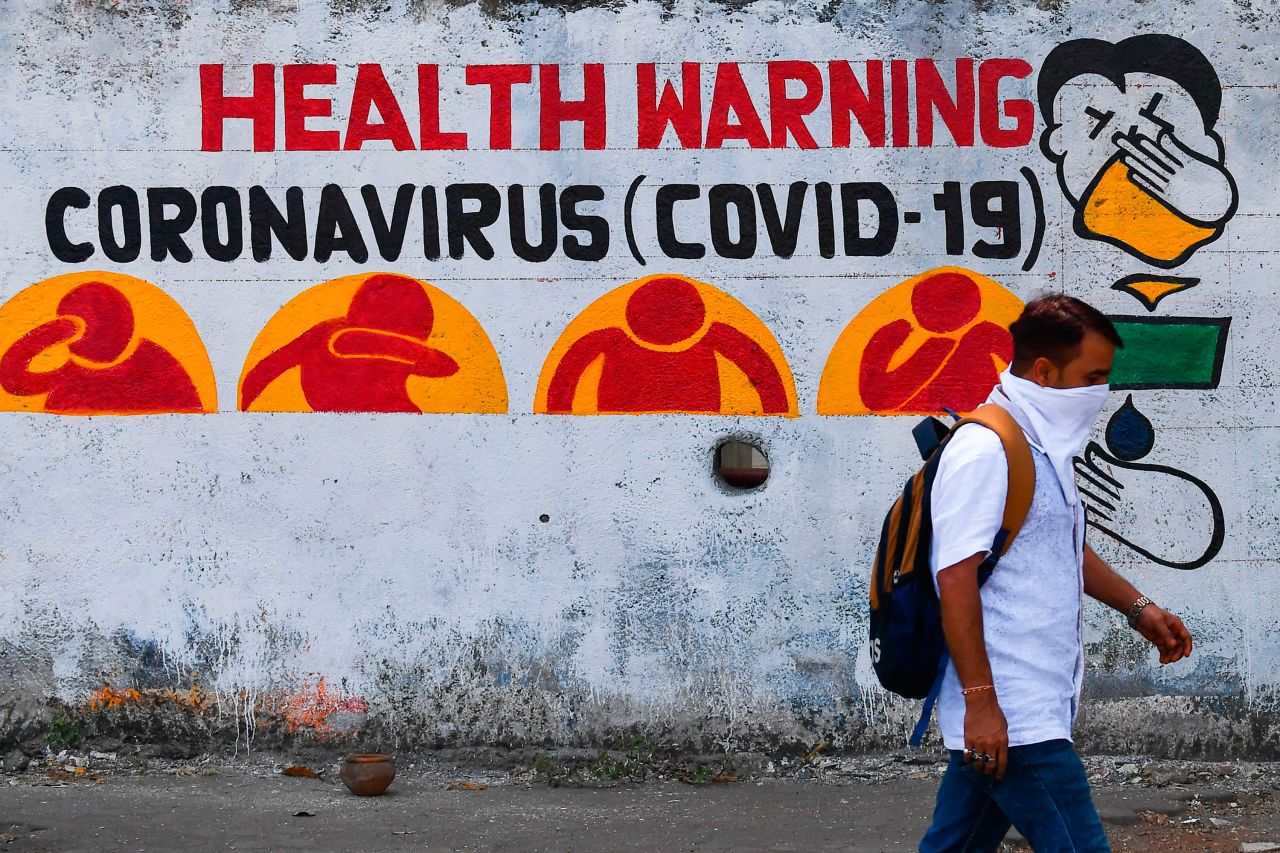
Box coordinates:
[961,684,995,696]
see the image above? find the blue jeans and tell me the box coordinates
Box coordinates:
[920,739,1110,852]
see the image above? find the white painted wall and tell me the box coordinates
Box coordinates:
[1,0,1276,753]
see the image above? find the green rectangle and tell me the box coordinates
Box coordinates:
[1108,316,1229,390]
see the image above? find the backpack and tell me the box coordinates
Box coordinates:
[868,404,1035,746]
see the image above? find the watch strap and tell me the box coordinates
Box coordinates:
[1127,595,1154,628]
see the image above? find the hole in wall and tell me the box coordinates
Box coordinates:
[714,439,770,490]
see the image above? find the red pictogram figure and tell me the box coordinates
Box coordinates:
[239,274,460,412]
[858,271,1013,413]
[545,277,788,414]
[0,281,202,414]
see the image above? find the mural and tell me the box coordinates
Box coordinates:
[534,274,797,415]
[0,272,216,414]
[1038,35,1237,268]
[1107,315,1230,390]
[817,267,1022,416]
[3,0,1268,760]
[239,273,507,413]
[1075,395,1224,570]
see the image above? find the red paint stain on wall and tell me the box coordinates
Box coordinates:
[278,678,368,734]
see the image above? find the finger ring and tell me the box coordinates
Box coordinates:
[965,749,992,762]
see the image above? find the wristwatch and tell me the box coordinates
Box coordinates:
[1127,595,1154,628]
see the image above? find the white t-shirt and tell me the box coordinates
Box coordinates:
[928,418,1086,750]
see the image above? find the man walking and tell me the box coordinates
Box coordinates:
[919,294,1194,852]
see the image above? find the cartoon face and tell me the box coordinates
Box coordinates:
[1043,72,1221,205]
[1037,36,1238,269]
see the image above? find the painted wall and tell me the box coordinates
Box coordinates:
[1,0,1276,757]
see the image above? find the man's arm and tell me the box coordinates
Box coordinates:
[1083,543,1193,664]
[938,553,1008,779]
[930,424,1010,778]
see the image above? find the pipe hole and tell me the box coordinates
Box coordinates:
[714,440,769,490]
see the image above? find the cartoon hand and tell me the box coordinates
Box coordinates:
[1074,441,1224,571]
[1112,129,1236,226]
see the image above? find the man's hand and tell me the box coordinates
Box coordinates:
[1135,605,1193,665]
[1083,545,1195,666]
[963,691,1009,780]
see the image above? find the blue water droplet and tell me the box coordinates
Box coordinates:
[1105,395,1155,461]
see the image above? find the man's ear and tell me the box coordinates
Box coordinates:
[1030,356,1058,387]
[1040,123,1066,162]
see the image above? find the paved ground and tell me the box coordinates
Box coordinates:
[3,752,1279,852]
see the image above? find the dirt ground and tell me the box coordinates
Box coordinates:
[2,750,1279,852]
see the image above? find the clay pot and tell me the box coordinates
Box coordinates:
[339,753,395,796]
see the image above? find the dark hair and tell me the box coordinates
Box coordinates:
[1010,294,1123,373]
[1038,35,1221,134]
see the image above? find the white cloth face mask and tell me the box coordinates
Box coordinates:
[997,368,1110,504]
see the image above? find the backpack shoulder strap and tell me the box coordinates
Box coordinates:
[949,404,1035,555]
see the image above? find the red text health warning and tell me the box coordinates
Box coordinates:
[200,60,1036,153]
